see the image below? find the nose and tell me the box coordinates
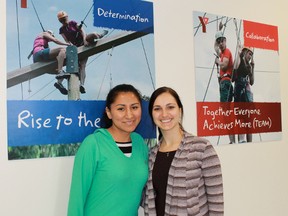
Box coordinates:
[125,108,133,118]
[161,109,168,117]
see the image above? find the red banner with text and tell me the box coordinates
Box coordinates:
[197,102,281,136]
[243,20,278,51]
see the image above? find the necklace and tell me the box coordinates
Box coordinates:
[164,150,176,158]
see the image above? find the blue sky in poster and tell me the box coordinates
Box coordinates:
[6,0,155,100]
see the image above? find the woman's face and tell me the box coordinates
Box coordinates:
[59,16,68,25]
[106,92,142,134]
[245,50,253,62]
[151,92,182,132]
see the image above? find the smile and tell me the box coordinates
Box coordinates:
[161,119,172,123]
[125,120,134,125]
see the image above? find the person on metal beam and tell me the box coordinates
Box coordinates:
[31,30,71,95]
[57,10,108,94]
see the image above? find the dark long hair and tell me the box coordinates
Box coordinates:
[101,84,142,128]
[148,86,184,140]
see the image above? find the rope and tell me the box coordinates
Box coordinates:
[31,0,45,32]
[233,18,242,45]
[15,0,24,100]
[24,78,55,100]
[109,64,113,91]
[231,19,242,82]
[140,38,155,90]
[216,16,218,31]
[41,82,70,100]
[78,3,94,29]
[195,66,278,74]
[233,19,242,65]
[193,15,224,102]
[29,0,47,94]
[221,17,231,35]
[76,2,106,45]
[202,62,217,102]
[97,47,114,99]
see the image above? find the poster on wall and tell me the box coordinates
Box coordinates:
[193,11,282,145]
[6,0,156,160]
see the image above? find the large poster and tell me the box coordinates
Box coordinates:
[7,0,156,159]
[193,11,281,145]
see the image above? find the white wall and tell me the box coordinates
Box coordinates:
[1,0,288,216]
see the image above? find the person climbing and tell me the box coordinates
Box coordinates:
[31,30,71,95]
[57,10,108,94]
[233,46,255,142]
[214,31,235,144]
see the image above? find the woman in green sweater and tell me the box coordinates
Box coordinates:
[67,84,149,216]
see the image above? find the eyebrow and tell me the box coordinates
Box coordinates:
[153,103,176,107]
[115,102,140,107]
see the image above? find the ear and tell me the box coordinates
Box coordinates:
[106,107,112,119]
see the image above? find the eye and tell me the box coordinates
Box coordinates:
[153,107,160,112]
[117,107,125,111]
[132,105,140,110]
[167,105,175,110]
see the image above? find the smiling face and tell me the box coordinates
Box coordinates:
[151,92,182,132]
[106,92,142,138]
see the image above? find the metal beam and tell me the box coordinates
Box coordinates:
[7,29,152,88]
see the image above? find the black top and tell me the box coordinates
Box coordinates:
[152,150,176,216]
[235,58,252,80]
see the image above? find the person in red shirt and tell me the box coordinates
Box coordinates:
[214,31,235,144]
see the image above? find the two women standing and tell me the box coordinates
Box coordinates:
[67,85,224,216]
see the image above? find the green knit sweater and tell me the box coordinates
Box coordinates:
[67,128,148,216]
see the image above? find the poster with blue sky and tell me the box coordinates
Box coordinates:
[193,11,281,145]
[6,0,155,159]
